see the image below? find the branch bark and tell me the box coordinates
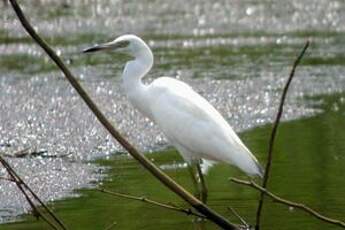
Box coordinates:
[255,41,310,229]
[8,0,237,229]
[227,207,249,229]
[0,176,15,182]
[97,189,206,218]
[0,152,67,229]
[231,178,345,229]
[104,221,117,230]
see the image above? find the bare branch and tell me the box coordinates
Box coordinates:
[0,152,66,229]
[231,178,345,229]
[255,41,310,229]
[8,0,237,228]
[97,189,206,218]
[104,221,117,230]
[227,207,250,229]
[0,176,15,182]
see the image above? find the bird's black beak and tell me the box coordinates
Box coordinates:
[83,40,130,54]
[82,43,111,53]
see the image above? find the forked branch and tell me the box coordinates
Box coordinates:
[97,189,206,218]
[231,178,345,229]
[0,152,67,229]
[255,41,310,229]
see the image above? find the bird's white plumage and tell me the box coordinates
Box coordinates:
[85,34,263,177]
[147,77,262,176]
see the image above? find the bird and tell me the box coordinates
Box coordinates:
[83,34,263,202]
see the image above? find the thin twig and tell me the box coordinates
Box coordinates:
[104,221,117,230]
[227,207,249,229]
[0,176,15,182]
[8,1,238,229]
[1,147,30,158]
[255,41,310,229]
[231,178,345,229]
[0,154,65,229]
[0,158,42,220]
[97,189,206,218]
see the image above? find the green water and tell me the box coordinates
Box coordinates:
[2,93,344,230]
[2,1,345,229]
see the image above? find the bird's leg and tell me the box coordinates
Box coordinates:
[196,160,208,204]
[188,165,201,199]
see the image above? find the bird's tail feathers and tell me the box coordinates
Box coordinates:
[255,160,265,178]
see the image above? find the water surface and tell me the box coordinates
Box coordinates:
[2,93,345,230]
[0,0,345,228]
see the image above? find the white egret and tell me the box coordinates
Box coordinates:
[84,34,263,202]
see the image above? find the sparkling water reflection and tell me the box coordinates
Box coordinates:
[1,0,345,223]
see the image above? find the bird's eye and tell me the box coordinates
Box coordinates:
[117,40,130,48]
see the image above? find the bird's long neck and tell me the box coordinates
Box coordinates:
[122,52,153,92]
[122,48,154,117]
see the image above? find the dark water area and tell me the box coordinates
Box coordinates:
[2,93,345,230]
[1,0,345,228]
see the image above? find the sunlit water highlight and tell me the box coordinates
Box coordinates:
[1,0,345,223]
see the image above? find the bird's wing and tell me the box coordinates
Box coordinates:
[149,77,218,124]
[147,77,262,176]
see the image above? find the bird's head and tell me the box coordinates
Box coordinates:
[83,34,151,59]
